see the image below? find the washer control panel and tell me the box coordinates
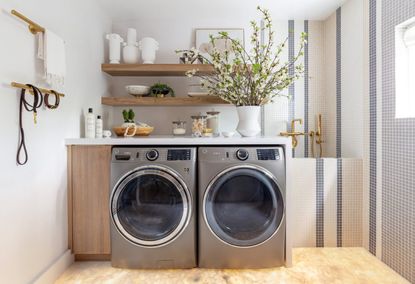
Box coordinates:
[236,149,249,161]
[257,149,280,160]
[167,149,192,161]
[112,147,196,162]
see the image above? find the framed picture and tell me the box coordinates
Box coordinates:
[195,28,245,62]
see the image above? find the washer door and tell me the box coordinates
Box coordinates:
[111,166,191,247]
[204,165,284,247]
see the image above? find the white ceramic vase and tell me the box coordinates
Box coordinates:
[139,37,159,64]
[236,106,261,137]
[106,33,124,64]
[123,43,139,64]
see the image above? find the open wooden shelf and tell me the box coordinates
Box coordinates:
[101,96,230,106]
[101,64,214,76]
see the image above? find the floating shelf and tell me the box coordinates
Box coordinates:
[101,64,214,76]
[101,96,230,106]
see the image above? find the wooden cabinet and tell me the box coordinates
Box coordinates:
[67,145,112,260]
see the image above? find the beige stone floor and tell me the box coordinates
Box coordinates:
[56,248,409,284]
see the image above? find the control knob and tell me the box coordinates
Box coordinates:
[236,149,249,161]
[146,149,159,161]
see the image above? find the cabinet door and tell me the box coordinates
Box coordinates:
[69,145,111,257]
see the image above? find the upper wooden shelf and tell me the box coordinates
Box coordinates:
[101,96,230,106]
[101,64,214,76]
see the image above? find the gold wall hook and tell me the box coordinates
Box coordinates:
[11,82,65,97]
[11,9,45,35]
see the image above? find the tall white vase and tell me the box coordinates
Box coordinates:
[236,106,261,137]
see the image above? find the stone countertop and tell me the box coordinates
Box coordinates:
[65,135,291,146]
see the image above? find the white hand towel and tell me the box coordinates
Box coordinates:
[43,29,66,87]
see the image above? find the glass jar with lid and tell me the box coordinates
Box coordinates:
[206,110,220,137]
[191,114,207,137]
[172,120,186,136]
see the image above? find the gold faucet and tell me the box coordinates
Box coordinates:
[280,118,305,148]
[315,114,324,157]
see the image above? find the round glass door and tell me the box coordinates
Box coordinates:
[204,165,284,247]
[111,166,190,247]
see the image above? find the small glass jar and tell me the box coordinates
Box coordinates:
[172,120,186,136]
[191,115,207,137]
[206,110,220,137]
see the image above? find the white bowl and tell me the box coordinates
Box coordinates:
[222,131,235,138]
[126,85,150,96]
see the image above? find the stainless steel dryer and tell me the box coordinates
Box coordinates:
[198,146,286,268]
[110,147,197,269]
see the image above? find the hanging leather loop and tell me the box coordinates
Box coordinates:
[16,84,43,165]
[44,90,60,109]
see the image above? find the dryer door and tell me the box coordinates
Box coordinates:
[204,165,284,247]
[111,166,191,247]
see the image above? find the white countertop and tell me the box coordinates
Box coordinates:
[65,135,291,146]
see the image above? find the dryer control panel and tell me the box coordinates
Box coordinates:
[198,147,284,163]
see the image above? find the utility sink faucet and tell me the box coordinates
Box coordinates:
[280,118,305,148]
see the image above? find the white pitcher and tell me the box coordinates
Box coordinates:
[139,37,159,64]
[106,33,124,64]
[123,29,139,64]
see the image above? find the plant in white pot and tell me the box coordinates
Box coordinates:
[179,7,306,137]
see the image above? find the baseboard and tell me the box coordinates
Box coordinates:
[33,250,74,284]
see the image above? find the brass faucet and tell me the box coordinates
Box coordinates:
[280,118,305,148]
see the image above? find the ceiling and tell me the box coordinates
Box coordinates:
[98,0,348,22]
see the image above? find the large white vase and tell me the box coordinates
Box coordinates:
[236,106,261,137]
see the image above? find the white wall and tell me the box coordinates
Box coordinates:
[0,0,110,283]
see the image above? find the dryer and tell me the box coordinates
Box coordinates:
[110,147,197,269]
[198,146,286,268]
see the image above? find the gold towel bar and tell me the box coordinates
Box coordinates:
[11,9,45,34]
[11,82,65,97]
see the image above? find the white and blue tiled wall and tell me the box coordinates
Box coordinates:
[291,158,363,248]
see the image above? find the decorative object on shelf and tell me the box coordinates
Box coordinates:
[125,85,150,97]
[114,109,154,137]
[123,28,140,64]
[149,83,175,97]
[181,7,306,136]
[106,33,124,64]
[172,120,187,136]
[195,29,244,62]
[206,110,220,137]
[191,114,207,137]
[103,130,112,138]
[95,115,103,138]
[122,109,136,127]
[222,131,235,138]
[139,37,159,64]
[176,48,204,64]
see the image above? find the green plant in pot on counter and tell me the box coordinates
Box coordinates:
[122,109,135,127]
[149,83,175,98]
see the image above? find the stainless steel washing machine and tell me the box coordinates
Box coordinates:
[110,147,197,269]
[198,146,286,268]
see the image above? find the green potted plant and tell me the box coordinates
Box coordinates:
[121,109,135,127]
[177,6,306,137]
[149,83,175,98]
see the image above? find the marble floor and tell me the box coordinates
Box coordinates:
[56,248,409,284]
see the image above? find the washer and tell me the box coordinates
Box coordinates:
[110,147,197,269]
[198,146,286,268]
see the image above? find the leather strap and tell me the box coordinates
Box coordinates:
[16,84,43,165]
[44,90,60,109]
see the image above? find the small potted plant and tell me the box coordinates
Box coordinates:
[122,109,135,127]
[149,83,175,98]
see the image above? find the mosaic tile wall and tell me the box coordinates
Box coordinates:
[380,0,415,282]
[291,158,363,248]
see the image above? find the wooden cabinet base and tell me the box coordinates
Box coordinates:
[75,254,111,261]
[68,145,112,256]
